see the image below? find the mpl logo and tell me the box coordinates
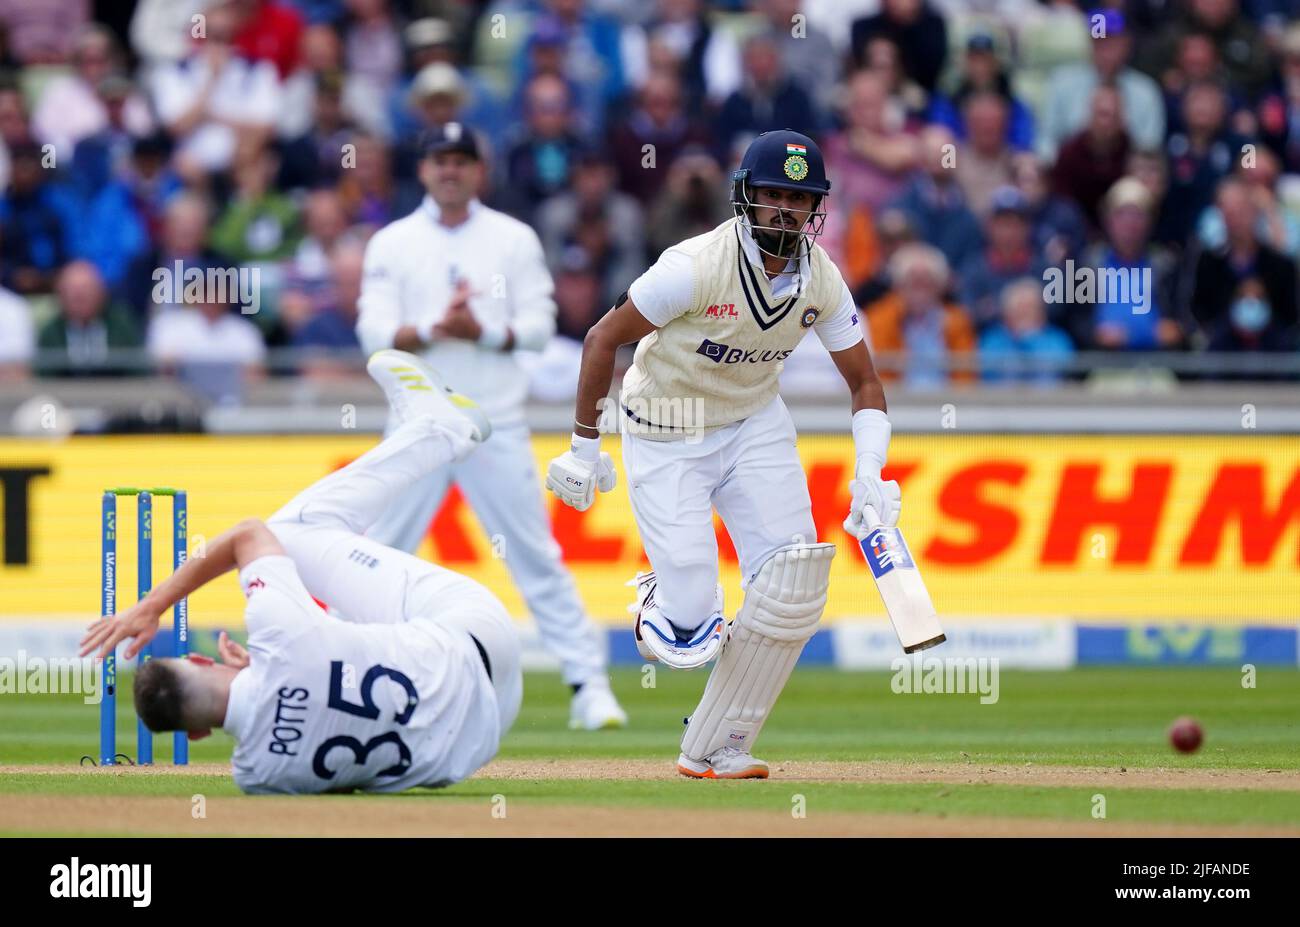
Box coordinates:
[705,303,738,319]
[695,339,793,365]
[860,527,915,579]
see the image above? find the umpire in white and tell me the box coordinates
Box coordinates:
[356,122,626,730]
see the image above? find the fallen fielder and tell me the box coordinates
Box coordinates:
[546,130,902,779]
[81,351,521,794]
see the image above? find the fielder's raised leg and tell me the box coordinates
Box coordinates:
[547,130,902,778]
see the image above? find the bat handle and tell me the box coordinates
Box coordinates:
[862,506,887,531]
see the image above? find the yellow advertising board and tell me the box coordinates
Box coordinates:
[1,434,1297,626]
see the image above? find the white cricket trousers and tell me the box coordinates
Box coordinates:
[265,418,523,734]
[622,396,816,631]
[364,419,607,687]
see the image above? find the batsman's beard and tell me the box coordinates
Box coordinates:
[755,221,804,258]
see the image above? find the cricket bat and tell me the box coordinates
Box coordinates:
[857,521,946,653]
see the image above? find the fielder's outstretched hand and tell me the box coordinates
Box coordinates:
[546,445,617,511]
[217,631,250,669]
[79,599,163,661]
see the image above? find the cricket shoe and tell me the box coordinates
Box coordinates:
[677,746,769,780]
[568,675,628,730]
[366,349,491,442]
[627,572,725,670]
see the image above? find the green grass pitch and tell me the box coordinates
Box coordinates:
[2,667,1298,834]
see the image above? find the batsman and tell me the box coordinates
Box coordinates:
[546,130,902,779]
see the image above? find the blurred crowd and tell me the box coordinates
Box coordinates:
[0,0,1299,401]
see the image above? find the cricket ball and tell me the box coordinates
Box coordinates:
[1168,716,1203,753]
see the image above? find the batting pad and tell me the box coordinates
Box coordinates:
[680,543,836,761]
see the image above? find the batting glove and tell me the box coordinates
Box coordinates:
[844,408,900,538]
[546,434,617,512]
[843,475,902,539]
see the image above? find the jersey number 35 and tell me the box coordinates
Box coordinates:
[312,661,420,781]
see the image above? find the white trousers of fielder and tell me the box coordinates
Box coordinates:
[622,396,817,631]
[364,419,608,687]
[266,417,524,734]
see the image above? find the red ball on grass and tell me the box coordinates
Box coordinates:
[1169,716,1203,754]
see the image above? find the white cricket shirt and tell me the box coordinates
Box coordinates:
[620,217,862,434]
[224,556,500,794]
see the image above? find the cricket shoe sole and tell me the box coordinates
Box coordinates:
[366,349,491,442]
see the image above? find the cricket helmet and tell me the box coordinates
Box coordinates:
[731,129,830,260]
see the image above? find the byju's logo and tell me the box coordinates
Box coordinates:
[695,340,793,365]
[696,339,727,361]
